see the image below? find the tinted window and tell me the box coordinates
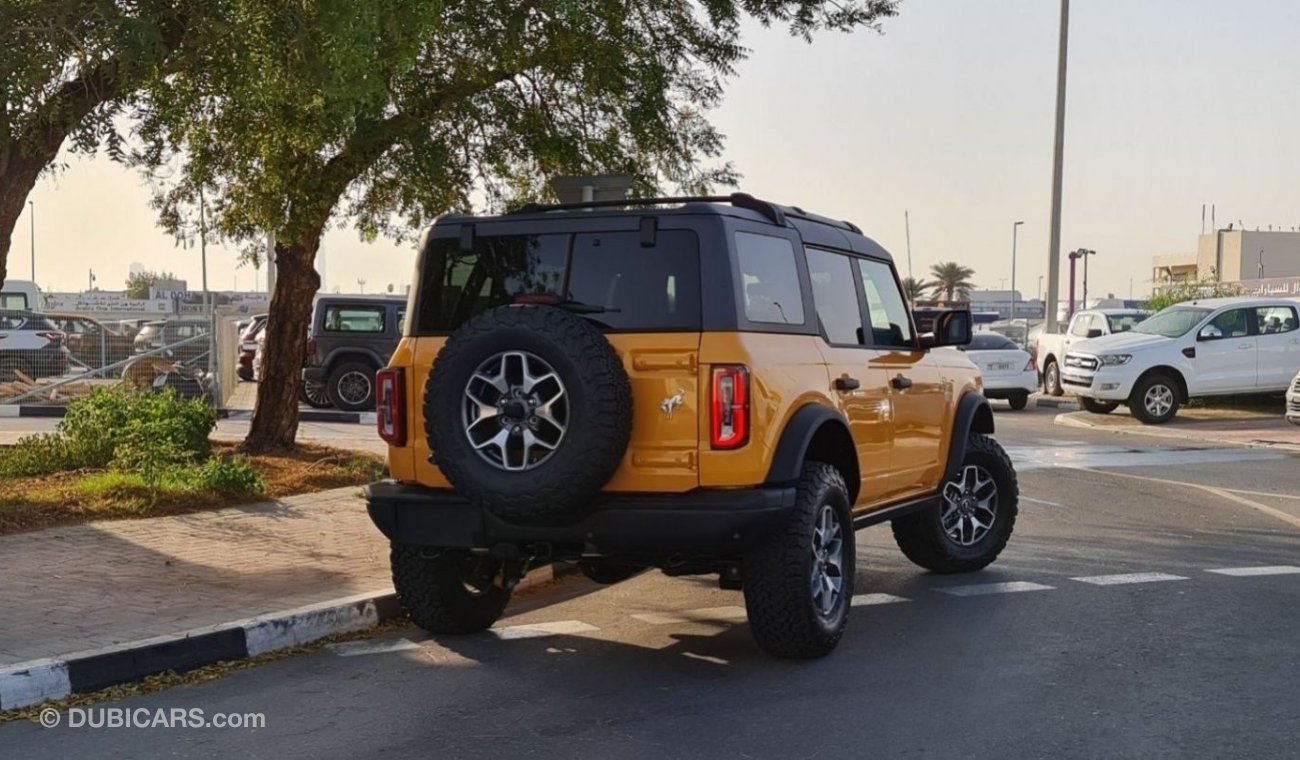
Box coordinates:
[856,259,915,348]
[969,333,1017,351]
[415,231,700,333]
[736,232,805,325]
[804,248,864,345]
[0,294,28,310]
[1205,308,1249,339]
[1256,306,1298,335]
[325,306,386,333]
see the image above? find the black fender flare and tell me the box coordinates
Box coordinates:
[764,404,858,497]
[944,393,995,483]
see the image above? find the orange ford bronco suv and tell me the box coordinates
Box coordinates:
[367,193,1018,658]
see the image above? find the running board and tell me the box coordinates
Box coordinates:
[853,493,940,530]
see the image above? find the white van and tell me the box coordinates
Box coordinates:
[0,280,42,311]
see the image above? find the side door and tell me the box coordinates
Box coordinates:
[802,245,893,508]
[856,257,946,501]
[1253,305,1300,390]
[1192,308,1257,393]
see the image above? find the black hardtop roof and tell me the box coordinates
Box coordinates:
[430,193,893,261]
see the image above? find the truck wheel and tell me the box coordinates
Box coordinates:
[391,544,510,634]
[327,360,377,412]
[1128,374,1179,424]
[892,434,1018,574]
[1079,397,1119,415]
[743,462,855,659]
[299,380,333,409]
[1007,393,1029,411]
[578,560,646,585]
[425,305,632,524]
[1043,360,1064,396]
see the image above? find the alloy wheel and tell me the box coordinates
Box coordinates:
[810,504,845,617]
[462,351,568,471]
[941,464,999,546]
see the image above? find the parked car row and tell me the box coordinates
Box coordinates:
[0,310,69,381]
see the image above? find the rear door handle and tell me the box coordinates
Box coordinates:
[834,376,860,391]
[891,374,913,390]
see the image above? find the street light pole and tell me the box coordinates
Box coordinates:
[1081,249,1095,306]
[28,200,35,282]
[1259,248,1265,279]
[1045,0,1071,333]
[1011,221,1024,344]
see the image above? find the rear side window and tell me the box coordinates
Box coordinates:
[0,295,27,310]
[736,232,805,325]
[414,230,701,333]
[324,306,386,333]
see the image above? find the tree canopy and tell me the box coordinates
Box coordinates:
[929,262,976,303]
[124,268,177,299]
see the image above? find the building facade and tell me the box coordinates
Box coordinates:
[1154,228,1300,287]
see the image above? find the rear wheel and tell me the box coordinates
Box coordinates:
[391,544,511,634]
[299,380,333,409]
[892,434,1018,574]
[1080,397,1119,415]
[1007,393,1029,411]
[1128,374,1179,424]
[1044,360,1063,396]
[743,462,855,659]
[328,360,377,412]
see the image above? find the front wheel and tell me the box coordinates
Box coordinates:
[1128,375,1180,424]
[391,544,511,634]
[1044,361,1064,397]
[743,462,855,659]
[1079,397,1119,415]
[892,433,1018,574]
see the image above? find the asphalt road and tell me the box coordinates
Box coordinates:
[6,405,1299,759]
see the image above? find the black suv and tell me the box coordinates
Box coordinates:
[303,295,406,411]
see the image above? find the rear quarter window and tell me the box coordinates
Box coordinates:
[414,229,701,333]
[323,306,387,333]
[735,232,805,326]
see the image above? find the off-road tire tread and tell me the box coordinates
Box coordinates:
[426,306,632,522]
[743,462,854,659]
[391,543,510,634]
[891,434,1018,574]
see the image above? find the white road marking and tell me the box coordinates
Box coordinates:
[1006,444,1286,473]
[851,593,910,607]
[632,606,747,626]
[1206,565,1300,577]
[489,620,599,640]
[330,638,423,657]
[1022,496,1066,508]
[1078,468,1300,532]
[935,581,1054,597]
[1071,572,1188,586]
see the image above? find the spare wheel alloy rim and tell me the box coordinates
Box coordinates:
[462,350,568,471]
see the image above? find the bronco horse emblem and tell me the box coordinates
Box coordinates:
[660,389,686,419]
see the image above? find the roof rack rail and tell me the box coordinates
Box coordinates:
[511,193,787,226]
[781,205,862,234]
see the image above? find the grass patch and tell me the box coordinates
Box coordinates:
[0,443,385,536]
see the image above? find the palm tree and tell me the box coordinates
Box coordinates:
[929,262,975,303]
[900,277,930,303]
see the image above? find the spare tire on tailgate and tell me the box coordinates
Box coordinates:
[425,305,633,523]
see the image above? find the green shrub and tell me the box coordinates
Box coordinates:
[0,434,79,477]
[60,388,217,471]
[187,457,266,496]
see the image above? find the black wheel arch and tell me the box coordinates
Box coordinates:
[323,349,385,376]
[1133,366,1189,403]
[944,393,995,483]
[764,404,860,506]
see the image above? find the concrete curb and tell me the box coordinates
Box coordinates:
[1054,411,1300,453]
[0,405,376,425]
[0,563,568,712]
[1033,395,1079,410]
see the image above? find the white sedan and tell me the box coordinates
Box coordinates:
[960,333,1038,410]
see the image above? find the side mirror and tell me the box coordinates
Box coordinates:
[1086,328,1103,339]
[921,309,972,349]
[1198,325,1222,341]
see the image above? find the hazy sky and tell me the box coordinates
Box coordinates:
[12,0,1300,302]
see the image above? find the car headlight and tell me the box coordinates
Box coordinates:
[1099,354,1132,366]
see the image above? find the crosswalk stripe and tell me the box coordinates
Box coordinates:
[489,620,599,640]
[1205,565,1300,577]
[851,593,910,606]
[935,581,1054,597]
[1072,573,1188,586]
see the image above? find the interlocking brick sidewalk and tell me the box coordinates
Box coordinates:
[0,487,389,666]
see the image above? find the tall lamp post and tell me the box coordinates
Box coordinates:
[1011,221,1024,344]
[1045,0,1071,332]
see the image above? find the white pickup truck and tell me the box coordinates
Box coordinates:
[1039,308,1149,396]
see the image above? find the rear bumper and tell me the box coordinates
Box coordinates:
[365,480,796,558]
[303,366,328,382]
[982,369,1038,397]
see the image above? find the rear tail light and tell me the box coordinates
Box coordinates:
[1025,355,1036,373]
[305,338,317,358]
[38,331,64,348]
[710,365,750,450]
[376,368,406,446]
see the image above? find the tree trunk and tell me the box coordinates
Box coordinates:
[0,148,63,289]
[240,234,322,453]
